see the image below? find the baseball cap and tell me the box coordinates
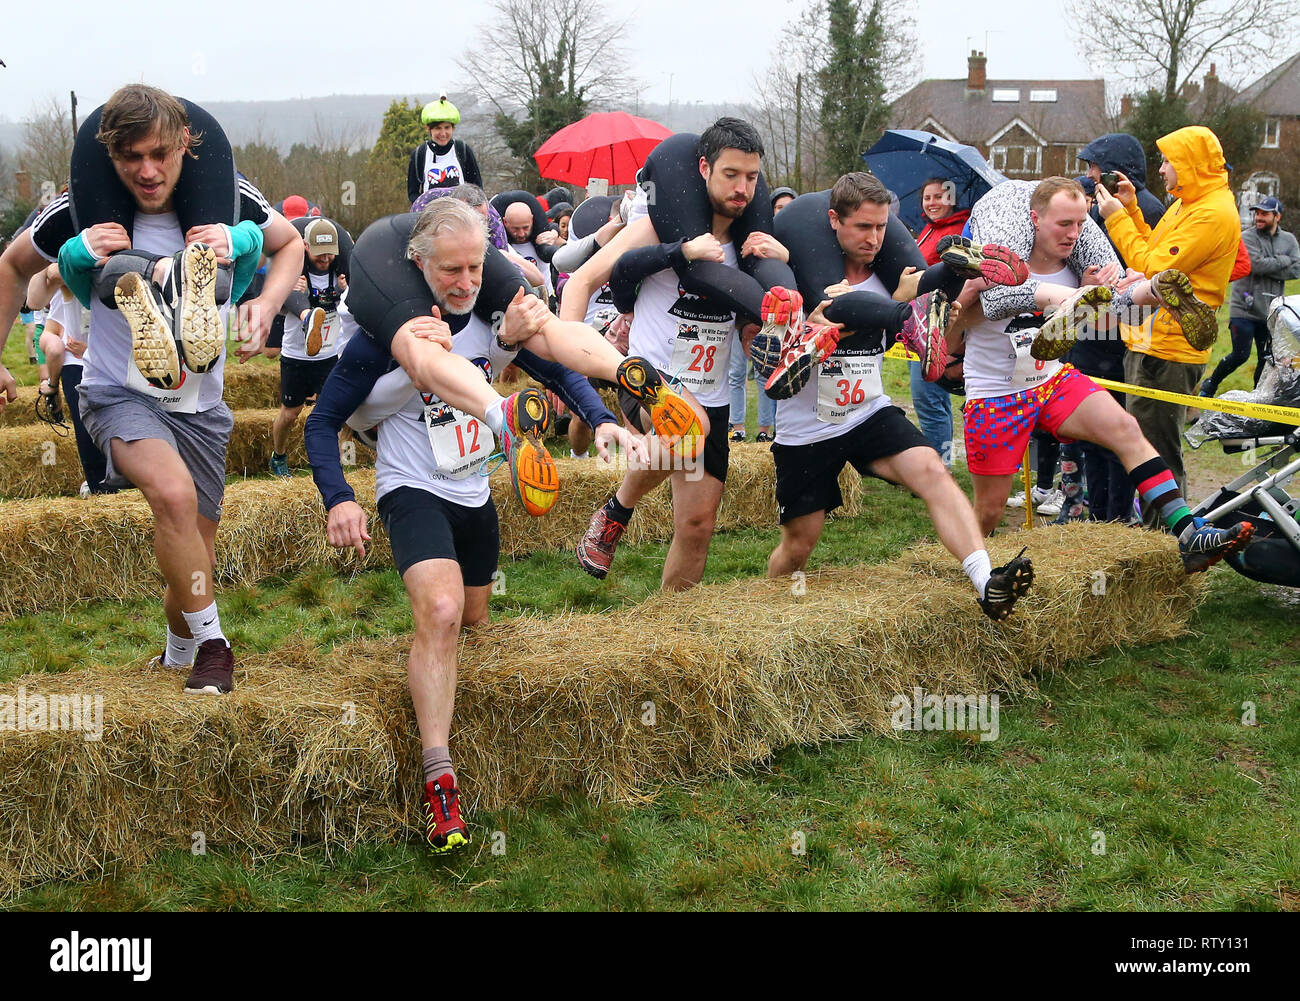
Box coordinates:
[303,219,340,256]
[281,194,310,220]
[1251,196,1283,213]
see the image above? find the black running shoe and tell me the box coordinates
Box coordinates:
[183,639,235,695]
[978,548,1034,622]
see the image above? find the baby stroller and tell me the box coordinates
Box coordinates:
[1187,294,1300,587]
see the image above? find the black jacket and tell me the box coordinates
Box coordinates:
[406,138,482,204]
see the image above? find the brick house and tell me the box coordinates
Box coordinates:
[890,52,1108,181]
[1232,51,1300,217]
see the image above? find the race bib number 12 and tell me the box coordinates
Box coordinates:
[425,402,495,479]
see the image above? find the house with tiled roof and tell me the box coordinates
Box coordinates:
[890,52,1108,180]
[1232,50,1300,214]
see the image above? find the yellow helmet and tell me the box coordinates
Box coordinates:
[421,92,460,126]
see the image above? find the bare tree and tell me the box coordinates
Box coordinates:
[457,0,636,118]
[743,0,919,191]
[1066,0,1300,98]
[20,96,75,199]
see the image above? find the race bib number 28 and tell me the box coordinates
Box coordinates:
[669,321,731,394]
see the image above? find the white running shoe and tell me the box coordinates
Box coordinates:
[1034,487,1065,517]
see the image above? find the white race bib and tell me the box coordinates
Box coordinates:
[424,399,494,479]
[669,320,731,394]
[816,351,884,423]
[319,309,339,351]
[124,361,205,413]
[1008,325,1060,393]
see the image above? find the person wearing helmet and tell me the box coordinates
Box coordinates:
[408,92,483,203]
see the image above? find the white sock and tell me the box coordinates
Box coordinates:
[165,628,198,668]
[483,397,506,436]
[181,602,227,646]
[962,550,993,599]
[570,449,588,460]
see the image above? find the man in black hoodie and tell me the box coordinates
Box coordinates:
[1070,133,1168,523]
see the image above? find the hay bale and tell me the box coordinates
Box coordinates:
[0,364,284,430]
[0,407,373,500]
[0,387,43,430]
[219,364,282,410]
[0,523,1201,897]
[0,444,850,619]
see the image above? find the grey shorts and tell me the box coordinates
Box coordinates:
[78,383,234,522]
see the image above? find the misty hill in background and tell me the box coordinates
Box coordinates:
[0,93,745,158]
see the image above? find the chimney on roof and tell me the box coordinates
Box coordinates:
[967,50,987,92]
[1204,62,1219,109]
[1120,93,1133,120]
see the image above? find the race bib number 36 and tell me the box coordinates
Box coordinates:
[817,352,883,423]
[426,402,495,479]
[669,321,731,394]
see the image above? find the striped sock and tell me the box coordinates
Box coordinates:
[1128,457,1194,535]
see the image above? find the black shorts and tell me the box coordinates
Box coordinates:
[280,355,337,408]
[771,405,931,523]
[617,384,730,484]
[376,486,500,584]
[266,313,285,350]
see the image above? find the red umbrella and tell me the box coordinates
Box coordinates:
[534,111,672,186]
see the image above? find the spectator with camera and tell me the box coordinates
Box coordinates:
[1201,196,1300,396]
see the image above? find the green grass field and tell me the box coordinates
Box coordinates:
[1,288,1298,911]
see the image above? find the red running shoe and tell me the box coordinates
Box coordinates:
[424,773,469,854]
[576,504,627,580]
[937,235,1029,287]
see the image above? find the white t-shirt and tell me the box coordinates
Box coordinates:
[626,241,738,409]
[46,292,88,369]
[77,212,227,412]
[281,270,343,361]
[420,143,465,192]
[509,240,554,297]
[774,273,892,446]
[965,265,1076,401]
[348,312,519,508]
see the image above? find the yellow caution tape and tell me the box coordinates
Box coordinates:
[1091,377,1300,427]
[878,343,1300,426]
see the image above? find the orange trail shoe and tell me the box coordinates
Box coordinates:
[501,388,558,516]
[615,356,702,458]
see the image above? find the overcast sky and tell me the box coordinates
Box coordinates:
[0,0,1097,122]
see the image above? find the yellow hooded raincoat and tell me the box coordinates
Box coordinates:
[1106,126,1240,365]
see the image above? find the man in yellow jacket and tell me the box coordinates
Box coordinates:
[1095,125,1239,516]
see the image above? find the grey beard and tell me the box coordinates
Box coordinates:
[433,287,480,316]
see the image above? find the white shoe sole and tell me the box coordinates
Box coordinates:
[178,243,222,373]
[116,272,181,389]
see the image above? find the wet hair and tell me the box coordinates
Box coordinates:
[830,171,892,218]
[699,117,764,168]
[406,198,488,261]
[1030,176,1087,215]
[97,84,201,159]
[448,184,489,208]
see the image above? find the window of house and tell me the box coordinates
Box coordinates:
[1262,118,1281,148]
[990,145,1041,174]
[991,89,1021,102]
[1029,89,1058,102]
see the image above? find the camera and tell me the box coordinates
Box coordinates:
[1100,172,1121,195]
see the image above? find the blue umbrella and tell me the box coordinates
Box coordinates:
[863,130,1007,235]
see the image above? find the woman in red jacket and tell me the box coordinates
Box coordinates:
[916,178,972,265]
